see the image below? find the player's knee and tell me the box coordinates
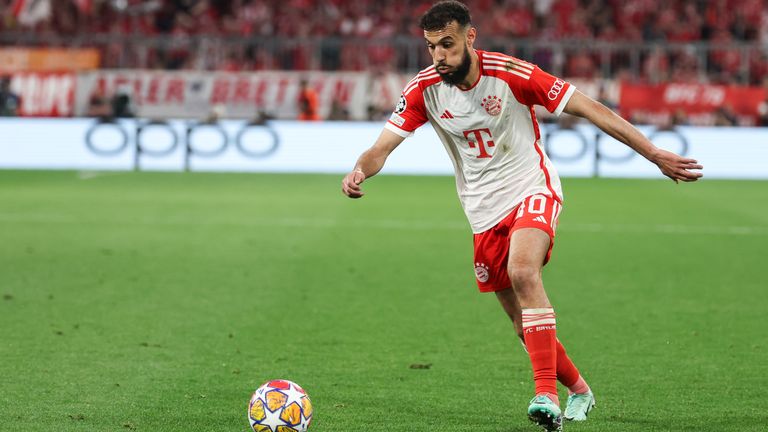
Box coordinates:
[508,266,540,294]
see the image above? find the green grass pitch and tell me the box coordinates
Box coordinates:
[1,170,766,432]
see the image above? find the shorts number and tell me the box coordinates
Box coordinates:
[527,196,547,214]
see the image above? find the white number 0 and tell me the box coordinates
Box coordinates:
[527,196,546,214]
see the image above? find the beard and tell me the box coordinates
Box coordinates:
[436,46,472,86]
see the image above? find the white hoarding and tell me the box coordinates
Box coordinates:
[71,71,606,122]
[0,118,766,179]
[74,71,407,121]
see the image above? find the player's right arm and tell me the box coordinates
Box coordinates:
[342,73,430,198]
[341,128,405,198]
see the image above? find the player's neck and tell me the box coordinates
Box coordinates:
[457,49,480,91]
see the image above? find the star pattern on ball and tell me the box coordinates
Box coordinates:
[254,384,272,402]
[282,383,305,408]
[260,403,290,432]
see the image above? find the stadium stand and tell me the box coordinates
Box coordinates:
[1,0,767,84]
[1,0,767,125]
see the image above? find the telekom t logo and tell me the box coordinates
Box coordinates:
[463,128,495,158]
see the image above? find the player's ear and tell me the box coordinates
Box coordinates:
[465,26,477,48]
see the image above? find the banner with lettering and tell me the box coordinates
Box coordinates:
[619,82,766,126]
[0,48,100,73]
[74,71,408,121]
[9,72,77,117]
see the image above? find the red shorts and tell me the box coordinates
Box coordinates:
[472,194,562,293]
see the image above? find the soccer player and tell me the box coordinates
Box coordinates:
[341,1,702,431]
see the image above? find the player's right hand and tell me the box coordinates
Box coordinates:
[341,169,366,198]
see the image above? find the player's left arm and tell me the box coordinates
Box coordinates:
[563,90,703,182]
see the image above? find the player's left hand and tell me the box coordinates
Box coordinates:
[651,149,703,183]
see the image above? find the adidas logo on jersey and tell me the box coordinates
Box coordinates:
[439,110,454,119]
[534,215,548,224]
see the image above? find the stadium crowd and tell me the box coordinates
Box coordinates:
[1,0,768,83]
[3,0,767,42]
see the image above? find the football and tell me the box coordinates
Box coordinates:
[248,379,313,432]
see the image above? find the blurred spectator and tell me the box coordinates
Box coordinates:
[596,85,616,111]
[671,109,689,127]
[365,104,389,122]
[328,97,349,121]
[297,79,319,121]
[86,88,111,118]
[757,83,768,126]
[658,108,689,130]
[251,110,274,125]
[204,103,227,123]
[713,105,738,126]
[566,51,597,79]
[0,76,20,117]
[643,47,670,84]
[758,105,768,126]
[111,85,135,118]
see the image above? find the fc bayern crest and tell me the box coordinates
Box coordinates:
[395,95,407,114]
[474,263,490,283]
[481,95,502,116]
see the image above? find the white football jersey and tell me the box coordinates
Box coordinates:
[384,50,575,233]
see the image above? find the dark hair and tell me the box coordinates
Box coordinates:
[419,1,471,31]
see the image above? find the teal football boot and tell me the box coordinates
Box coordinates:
[564,391,595,421]
[527,394,563,431]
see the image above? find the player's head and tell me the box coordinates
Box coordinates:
[419,1,476,86]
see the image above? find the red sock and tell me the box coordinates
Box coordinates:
[555,338,580,388]
[567,375,590,395]
[522,308,558,403]
[556,338,591,394]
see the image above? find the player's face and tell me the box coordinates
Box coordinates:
[425,22,474,86]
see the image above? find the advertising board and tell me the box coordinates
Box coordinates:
[1,118,766,179]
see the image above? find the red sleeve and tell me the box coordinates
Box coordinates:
[510,66,575,115]
[384,80,428,138]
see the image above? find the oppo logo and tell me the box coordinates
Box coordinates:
[547,79,565,100]
[85,119,279,170]
[542,126,689,176]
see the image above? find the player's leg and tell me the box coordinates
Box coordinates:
[502,195,594,427]
[494,286,525,341]
[472,197,590,429]
[495,288,591,402]
[506,228,562,431]
[556,343,594,421]
[559,342,594,421]
[507,228,556,392]
[474,211,556,407]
